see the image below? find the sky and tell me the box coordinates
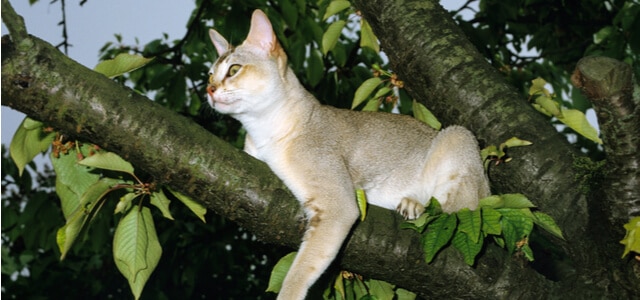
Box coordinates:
[1,0,195,155]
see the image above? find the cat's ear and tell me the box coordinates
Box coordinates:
[209,29,230,56]
[245,10,277,54]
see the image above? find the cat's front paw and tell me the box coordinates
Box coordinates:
[396,198,425,220]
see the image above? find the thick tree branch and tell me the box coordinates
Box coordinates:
[1,32,518,299]
[352,0,639,295]
[572,56,640,223]
[2,1,638,297]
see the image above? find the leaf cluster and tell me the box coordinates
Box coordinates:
[528,77,602,144]
[403,194,564,266]
[454,0,638,158]
[10,117,208,299]
[267,252,417,300]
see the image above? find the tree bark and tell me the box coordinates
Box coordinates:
[2,0,638,297]
[571,56,640,224]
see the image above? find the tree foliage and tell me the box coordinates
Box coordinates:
[2,0,639,299]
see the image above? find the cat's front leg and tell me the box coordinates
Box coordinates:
[277,195,359,300]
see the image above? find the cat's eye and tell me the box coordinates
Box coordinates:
[227,64,242,77]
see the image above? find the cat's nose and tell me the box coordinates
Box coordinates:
[207,84,216,105]
[206,84,216,99]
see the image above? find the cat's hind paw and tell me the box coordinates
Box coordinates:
[396,198,425,220]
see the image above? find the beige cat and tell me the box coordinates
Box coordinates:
[206,10,490,300]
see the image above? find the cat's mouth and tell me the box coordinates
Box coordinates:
[206,85,236,108]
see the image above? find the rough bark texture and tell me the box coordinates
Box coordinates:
[2,0,639,298]
[572,56,640,224]
[351,0,639,297]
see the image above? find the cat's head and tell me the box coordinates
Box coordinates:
[206,10,289,116]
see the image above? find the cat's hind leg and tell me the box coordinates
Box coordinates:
[396,197,425,220]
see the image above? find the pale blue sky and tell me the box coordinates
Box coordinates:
[1,0,195,150]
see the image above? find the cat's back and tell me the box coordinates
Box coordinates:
[309,104,438,148]
[290,104,439,177]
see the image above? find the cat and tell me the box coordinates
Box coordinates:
[206,10,490,300]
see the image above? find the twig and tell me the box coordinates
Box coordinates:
[52,0,71,54]
[1,0,29,42]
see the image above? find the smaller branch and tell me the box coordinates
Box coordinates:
[451,0,478,16]
[1,0,29,42]
[56,0,71,55]
[572,56,640,223]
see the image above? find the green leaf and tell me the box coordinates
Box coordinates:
[372,86,392,100]
[534,95,561,117]
[52,144,102,218]
[322,20,346,55]
[423,213,456,263]
[479,195,504,209]
[533,212,564,240]
[452,229,483,266]
[281,0,298,29]
[56,208,86,260]
[521,244,535,261]
[366,279,394,300]
[9,117,55,176]
[356,189,367,221]
[395,288,417,300]
[412,100,442,130]
[150,190,174,220]
[481,207,502,236]
[78,151,135,175]
[362,98,381,111]
[323,0,351,21]
[360,18,379,53]
[498,208,534,254]
[332,271,346,299]
[501,137,533,148]
[94,53,154,78]
[621,216,640,258]
[329,41,347,67]
[557,108,603,144]
[115,192,137,215]
[166,187,206,223]
[528,77,550,97]
[352,276,368,299]
[113,207,162,300]
[266,252,297,293]
[501,193,536,209]
[352,77,382,109]
[424,197,443,215]
[593,25,613,44]
[305,48,324,87]
[457,208,482,243]
[56,177,121,259]
[402,213,440,234]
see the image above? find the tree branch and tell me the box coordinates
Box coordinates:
[352,0,639,295]
[1,31,513,298]
[2,1,638,297]
[572,56,640,223]
[1,0,28,42]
